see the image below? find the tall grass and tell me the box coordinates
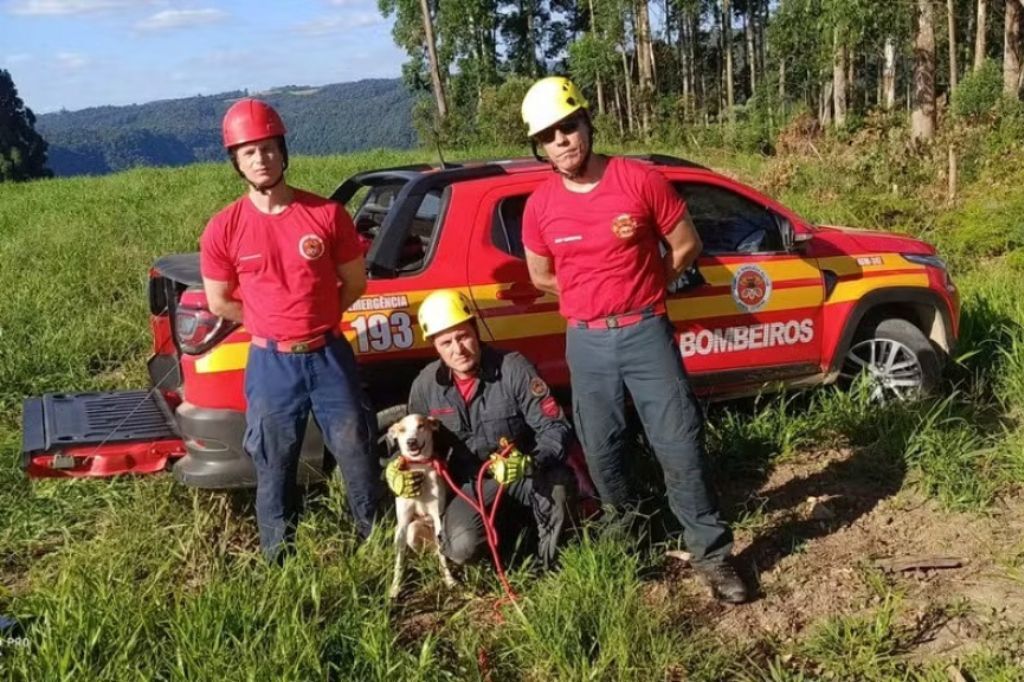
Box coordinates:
[2,146,1024,679]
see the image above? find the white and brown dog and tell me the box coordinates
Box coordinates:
[387,413,458,599]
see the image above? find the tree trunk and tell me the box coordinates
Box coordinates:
[758,0,769,81]
[680,9,691,117]
[691,12,699,112]
[820,79,834,127]
[833,28,848,127]
[723,0,735,120]
[779,56,786,107]
[1004,0,1023,96]
[526,0,538,77]
[419,0,447,120]
[974,0,988,70]
[913,0,937,142]
[622,48,635,133]
[883,36,897,110]
[634,0,654,134]
[614,83,625,135]
[947,0,958,89]
[745,9,756,95]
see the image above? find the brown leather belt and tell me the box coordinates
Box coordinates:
[568,302,666,330]
[250,331,336,353]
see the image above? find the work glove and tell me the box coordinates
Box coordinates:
[488,443,531,486]
[385,458,423,498]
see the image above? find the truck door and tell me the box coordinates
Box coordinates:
[667,178,825,396]
[463,180,570,387]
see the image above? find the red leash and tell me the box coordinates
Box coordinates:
[432,440,519,607]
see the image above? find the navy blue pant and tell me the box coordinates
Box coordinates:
[566,315,733,565]
[243,336,382,561]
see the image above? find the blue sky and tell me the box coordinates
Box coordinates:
[0,0,407,113]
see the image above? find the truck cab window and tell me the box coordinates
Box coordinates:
[675,182,784,254]
[492,194,528,259]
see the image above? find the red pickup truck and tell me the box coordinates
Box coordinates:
[22,155,960,486]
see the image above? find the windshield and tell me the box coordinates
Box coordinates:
[350,182,445,275]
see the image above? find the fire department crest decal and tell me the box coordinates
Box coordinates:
[298,234,325,260]
[731,265,772,312]
[611,214,639,240]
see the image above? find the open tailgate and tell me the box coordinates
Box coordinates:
[22,390,186,478]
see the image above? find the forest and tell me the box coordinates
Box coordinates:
[383,0,1024,152]
[35,79,416,177]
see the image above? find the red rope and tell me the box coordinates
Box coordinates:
[433,445,519,610]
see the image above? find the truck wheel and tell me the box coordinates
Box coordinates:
[839,318,941,402]
[376,404,408,432]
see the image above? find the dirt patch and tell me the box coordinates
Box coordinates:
[668,445,1024,656]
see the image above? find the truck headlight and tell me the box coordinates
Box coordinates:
[902,253,948,270]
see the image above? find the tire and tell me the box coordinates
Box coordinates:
[375,403,408,464]
[839,317,942,402]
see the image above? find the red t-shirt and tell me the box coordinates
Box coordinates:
[453,374,478,403]
[199,189,362,341]
[522,157,686,321]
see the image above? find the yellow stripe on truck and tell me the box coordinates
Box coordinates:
[828,273,930,304]
[194,341,250,374]
[194,330,360,374]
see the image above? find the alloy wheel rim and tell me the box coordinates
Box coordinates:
[839,337,924,402]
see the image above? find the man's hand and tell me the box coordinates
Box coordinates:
[385,458,423,498]
[336,256,368,313]
[202,277,244,323]
[525,248,559,296]
[488,446,532,486]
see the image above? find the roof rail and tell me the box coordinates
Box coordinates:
[627,154,709,171]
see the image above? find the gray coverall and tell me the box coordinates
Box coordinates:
[407,345,575,568]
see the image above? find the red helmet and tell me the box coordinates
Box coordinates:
[221,98,286,149]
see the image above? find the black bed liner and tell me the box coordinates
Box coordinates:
[22,390,179,467]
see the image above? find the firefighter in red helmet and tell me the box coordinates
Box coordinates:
[200,98,383,562]
[221,98,289,193]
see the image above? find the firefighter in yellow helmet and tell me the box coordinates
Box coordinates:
[521,76,593,180]
[385,289,579,569]
[520,77,749,603]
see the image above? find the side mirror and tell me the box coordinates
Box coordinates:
[779,217,811,252]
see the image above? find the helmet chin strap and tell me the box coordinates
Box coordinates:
[531,117,594,181]
[553,145,593,181]
[248,171,285,194]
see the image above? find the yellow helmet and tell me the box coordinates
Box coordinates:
[521,76,589,137]
[418,290,476,340]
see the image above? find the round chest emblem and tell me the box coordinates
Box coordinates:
[611,214,639,240]
[299,234,325,260]
[732,265,772,312]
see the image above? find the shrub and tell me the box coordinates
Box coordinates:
[952,59,1003,120]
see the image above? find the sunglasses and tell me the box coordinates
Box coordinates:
[534,116,584,144]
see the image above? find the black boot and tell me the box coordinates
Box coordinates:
[693,559,749,604]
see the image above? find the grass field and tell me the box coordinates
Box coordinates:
[2,144,1024,680]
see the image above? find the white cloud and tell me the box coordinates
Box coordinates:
[192,49,253,68]
[293,12,382,36]
[55,51,89,70]
[4,53,32,64]
[135,8,227,31]
[7,0,151,16]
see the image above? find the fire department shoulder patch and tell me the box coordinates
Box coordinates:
[529,376,549,398]
[611,213,639,240]
[540,395,561,418]
[298,234,326,260]
[731,264,772,313]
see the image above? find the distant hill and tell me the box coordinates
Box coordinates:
[36,79,417,177]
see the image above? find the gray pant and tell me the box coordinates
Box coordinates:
[441,465,574,569]
[566,314,733,564]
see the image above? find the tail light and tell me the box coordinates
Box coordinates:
[174,305,238,355]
